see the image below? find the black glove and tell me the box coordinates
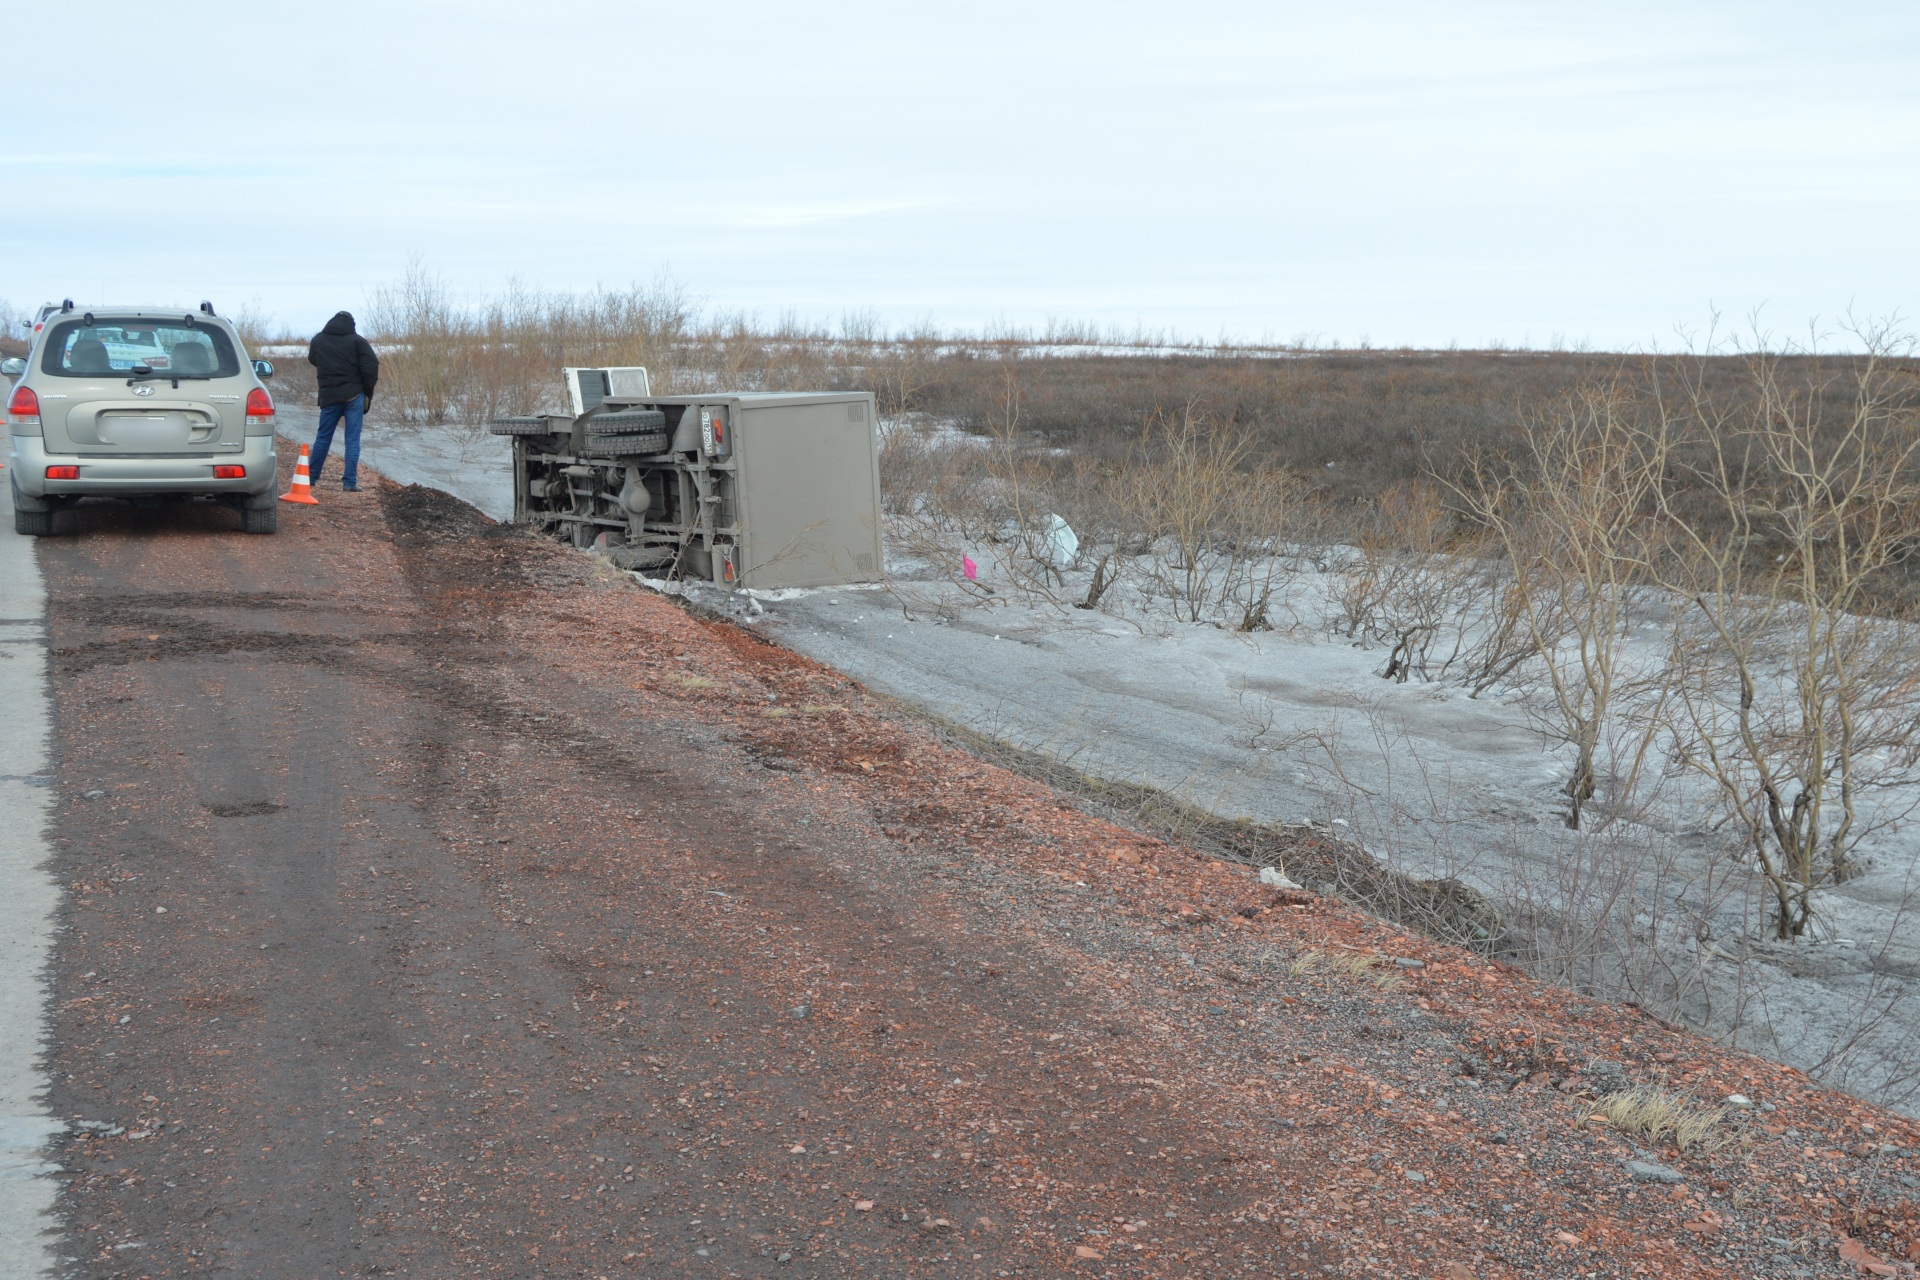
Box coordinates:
[361,390,374,416]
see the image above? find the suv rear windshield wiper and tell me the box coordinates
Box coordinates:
[126,365,213,387]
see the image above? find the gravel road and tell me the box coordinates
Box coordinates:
[31,445,1920,1278]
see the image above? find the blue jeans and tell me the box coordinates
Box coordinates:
[312,394,364,488]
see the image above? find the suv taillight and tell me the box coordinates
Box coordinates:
[7,385,39,426]
[245,388,274,425]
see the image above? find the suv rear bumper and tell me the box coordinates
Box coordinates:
[8,434,277,500]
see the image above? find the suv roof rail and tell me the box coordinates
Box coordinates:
[41,304,234,320]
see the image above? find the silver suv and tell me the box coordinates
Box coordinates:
[4,302,279,535]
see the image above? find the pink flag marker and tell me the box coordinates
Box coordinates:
[962,555,978,581]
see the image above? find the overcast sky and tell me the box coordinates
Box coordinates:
[3,1,1915,348]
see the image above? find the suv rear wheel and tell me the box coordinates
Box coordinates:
[11,474,53,537]
[240,501,278,534]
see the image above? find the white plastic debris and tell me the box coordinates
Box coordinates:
[1259,866,1302,891]
[1042,514,1079,566]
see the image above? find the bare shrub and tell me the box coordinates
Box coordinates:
[879,369,1085,610]
[365,266,701,425]
[879,427,1004,606]
[1792,893,1920,1112]
[1460,387,1673,828]
[1294,708,1510,949]
[1124,404,1254,623]
[888,394,1307,624]
[222,300,279,356]
[852,314,942,416]
[1058,452,1141,612]
[1492,810,1739,1028]
[0,297,35,359]
[1433,553,1560,696]
[976,368,1080,605]
[1118,406,1302,626]
[367,261,464,423]
[1649,331,1920,937]
[1371,482,1477,681]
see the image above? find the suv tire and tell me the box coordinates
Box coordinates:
[240,502,278,534]
[13,506,52,537]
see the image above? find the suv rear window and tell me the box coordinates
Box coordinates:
[39,318,239,379]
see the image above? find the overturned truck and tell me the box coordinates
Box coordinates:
[491,368,882,590]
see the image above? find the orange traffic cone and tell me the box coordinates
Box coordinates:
[280,444,319,505]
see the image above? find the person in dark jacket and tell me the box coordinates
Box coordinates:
[306,311,380,491]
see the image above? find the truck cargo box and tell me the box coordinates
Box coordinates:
[496,389,882,591]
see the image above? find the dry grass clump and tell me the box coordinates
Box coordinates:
[1366,967,1407,994]
[1324,951,1379,980]
[1286,951,1325,977]
[1287,949,1404,992]
[1594,1085,1728,1152]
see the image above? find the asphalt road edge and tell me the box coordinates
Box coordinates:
[0,473,59,1279]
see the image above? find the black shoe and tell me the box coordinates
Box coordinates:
[342,482,360,492]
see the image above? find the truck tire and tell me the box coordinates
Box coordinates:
[14,506,52,537]
[241,502,279,534]
[587,409,667,435]
[611,545,677,571]
[490,416,570,436]
[580,432,670,457]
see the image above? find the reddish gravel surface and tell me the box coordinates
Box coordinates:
[39,444,1920,1278]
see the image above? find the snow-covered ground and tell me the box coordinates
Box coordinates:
[753,568,1920,1116]
[276,408,514,521]
[305,417,1920,1117]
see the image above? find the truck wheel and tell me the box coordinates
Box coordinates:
[13,506,52,537]
[581,432,670,456]
[491,416,572,436]
[588,409,668,434]
[241,503,279,534]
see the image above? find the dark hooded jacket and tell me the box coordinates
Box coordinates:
[307,311,380,408]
